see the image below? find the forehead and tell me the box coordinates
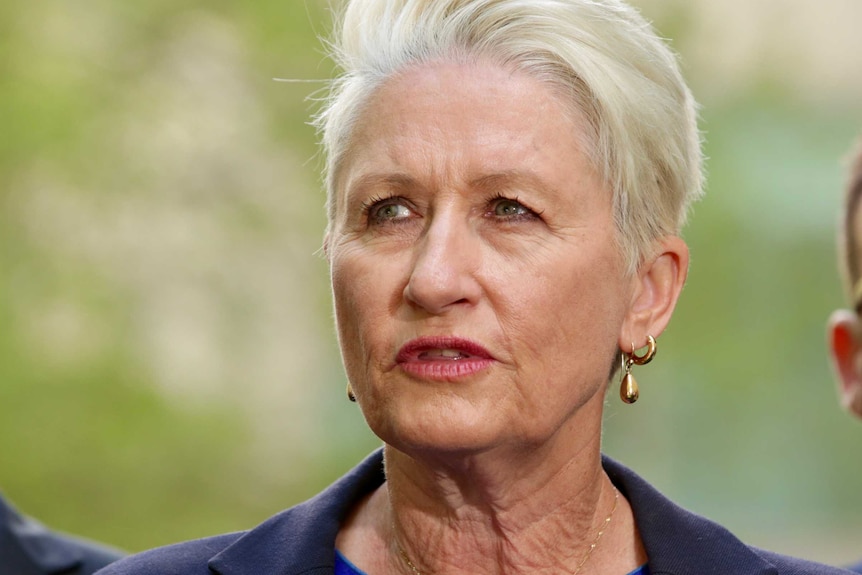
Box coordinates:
[334,59,597,209]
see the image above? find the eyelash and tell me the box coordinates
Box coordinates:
[361,194,413,225]
[359,193,543,226]
[486,194,543,221]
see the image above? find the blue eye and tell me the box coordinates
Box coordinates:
[375,203,411,219]
[365,196,414,225]
[494,199,528,217]
[490,197,536,219]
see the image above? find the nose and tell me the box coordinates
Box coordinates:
[403,214,481,314]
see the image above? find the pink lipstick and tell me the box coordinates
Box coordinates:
[396,336,494,380]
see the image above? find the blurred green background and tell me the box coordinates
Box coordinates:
[1,0,860,566]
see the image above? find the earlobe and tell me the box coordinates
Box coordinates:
[827,309,862,419]
[619,236,689,349]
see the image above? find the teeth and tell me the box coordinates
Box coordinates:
[420,348,471,360]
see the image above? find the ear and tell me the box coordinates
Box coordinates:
[827,309,862,419]
[619,236,689,351]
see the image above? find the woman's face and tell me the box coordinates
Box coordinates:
[327,60,637,455]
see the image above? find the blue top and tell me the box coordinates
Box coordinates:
[335,549,649,574]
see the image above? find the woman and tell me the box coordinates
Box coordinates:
[98,1,852,574]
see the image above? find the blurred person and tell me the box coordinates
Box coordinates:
[98,1,853,574]
[826,138,862,575]
[0,492,123,574]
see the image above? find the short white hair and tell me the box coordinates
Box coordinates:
[315,0,704,273]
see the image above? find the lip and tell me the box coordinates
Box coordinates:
[396,336,495,381]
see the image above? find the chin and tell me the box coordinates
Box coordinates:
[372,404,520,459]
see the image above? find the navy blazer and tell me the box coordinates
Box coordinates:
[96,450,853,575]
[0,493,124,575]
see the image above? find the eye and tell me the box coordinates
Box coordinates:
[488,196,539,220]
[364,196,415,225]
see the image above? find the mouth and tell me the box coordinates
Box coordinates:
[418,348,474,360]
[396,336,494,380]
[397,336,492,361]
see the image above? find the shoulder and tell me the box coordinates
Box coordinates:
[601,456,854,575]
[756,549,859,575]
[54,533,125,574]
[94,533,243,575]
[0,494,124,575]
[94,450,387,575]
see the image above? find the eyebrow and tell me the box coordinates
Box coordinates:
[346,173,422,197]
[469,171,557,197]
[345,169,557,201]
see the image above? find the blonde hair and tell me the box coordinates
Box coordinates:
[314,0,704,273]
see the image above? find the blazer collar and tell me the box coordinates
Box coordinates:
[602,455,777,575]
[0,494,86,574]
[210,451,777,575]
[209,451,386,575]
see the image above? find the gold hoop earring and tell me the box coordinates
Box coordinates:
[631,334,657,365]
[347,383,356,402]
[619,335,657,404]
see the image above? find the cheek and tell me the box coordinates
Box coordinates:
[503,252,625,356]
[333,274,367,330]
[331,254,367,358]
[330,248,399,365]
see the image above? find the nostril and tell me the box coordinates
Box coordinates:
[402,224,481,313]
[403,268,471,313]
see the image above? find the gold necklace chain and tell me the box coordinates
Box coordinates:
[394,487,620,575]
[396,542,423,575]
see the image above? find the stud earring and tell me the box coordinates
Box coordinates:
[347,383,356,402]
[619,335,657,404]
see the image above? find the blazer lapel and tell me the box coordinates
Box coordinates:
[603,456,777,575]
[209,451,386,575]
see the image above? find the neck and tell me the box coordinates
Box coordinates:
[335,400,646,574]
[385,433,603,531]
[372,439,640,575]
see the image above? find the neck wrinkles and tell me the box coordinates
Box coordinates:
[381,437,616,575]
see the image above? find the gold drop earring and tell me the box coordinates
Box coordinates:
[619,335,657,404]
[347,383,356,402]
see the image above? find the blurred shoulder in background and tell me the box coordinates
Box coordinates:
[0,492,124,575]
